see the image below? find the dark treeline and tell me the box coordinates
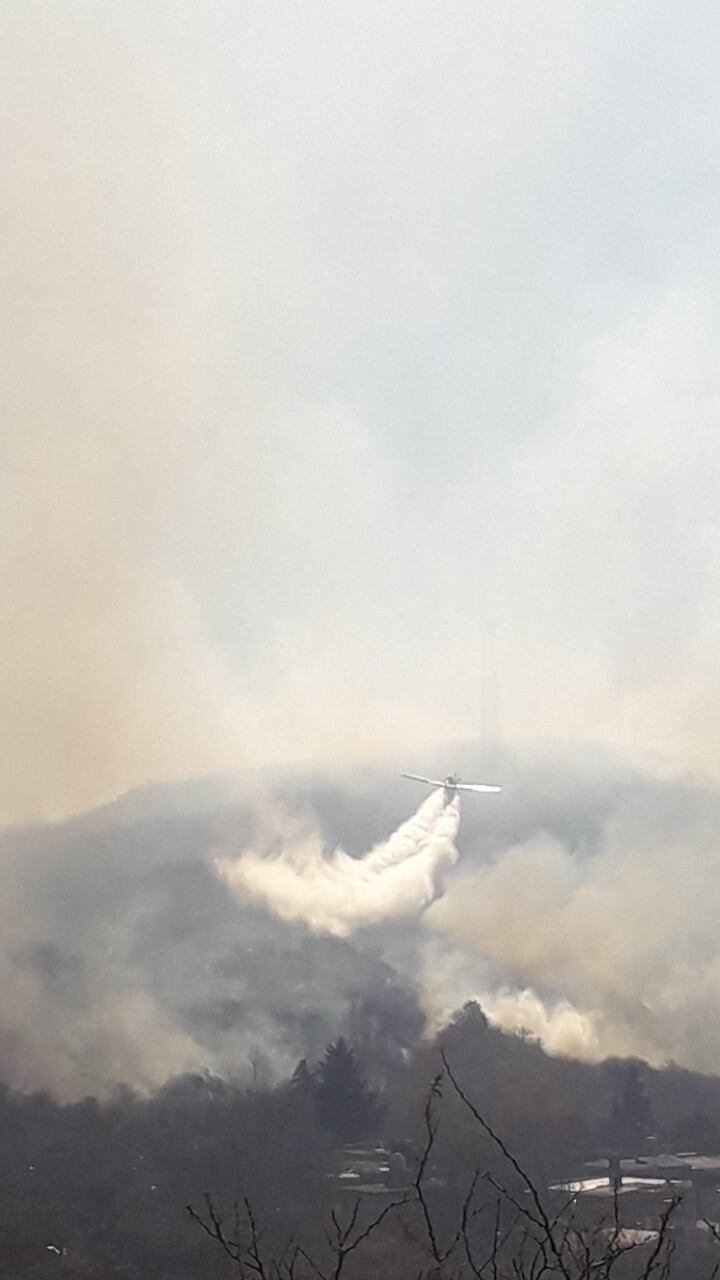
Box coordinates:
[5,1005,720,1277]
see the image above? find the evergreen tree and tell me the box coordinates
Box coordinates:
[289,1058,316,1097]
[609,1060,654,1149]
[316,1039,380,1142]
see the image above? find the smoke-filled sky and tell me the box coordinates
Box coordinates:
[6,3,720,1095]
[3,1,720,823]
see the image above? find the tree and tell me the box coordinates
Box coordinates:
[290,1058,316,1096]
[608,1059,654,1149]
[189,1058,686,1280]
[316,1038,380,1142]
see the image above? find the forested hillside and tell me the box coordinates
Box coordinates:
[3,1004,720,1276]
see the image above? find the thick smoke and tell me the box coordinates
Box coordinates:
[481,990,613,1061]
[3,760,720,1097]
[425,768,720,1070]
[0,777,434,1098]
[4,2,720,825]
[0,1,441,826]
[216,790,459,936]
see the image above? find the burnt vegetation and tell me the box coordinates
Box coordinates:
[3,1007,720,1276]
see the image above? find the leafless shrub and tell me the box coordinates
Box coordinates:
[188,1056,704,1280]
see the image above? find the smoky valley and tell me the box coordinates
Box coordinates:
[3,758,720,1278]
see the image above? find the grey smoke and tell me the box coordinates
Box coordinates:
[0,775,428,1097]
[1,755,720,1097]
[426,752,720,1070]
[3,2,720,826]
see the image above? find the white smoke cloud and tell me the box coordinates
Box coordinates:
[425,785,720,1071]
[481,990,607,1062]
[415,934,617,1061]
[216,790,459,937]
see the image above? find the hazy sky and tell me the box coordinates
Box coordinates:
[3,1,720,822]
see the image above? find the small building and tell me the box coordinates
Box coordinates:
[330,1143,411,1196]
[550,1151,720,1236]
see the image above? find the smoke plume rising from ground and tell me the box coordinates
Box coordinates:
[3,1,720,1106]
[1,758,720,1096]
[216,789,459,936]
[480,990,606,1061]
[426,768,720,1069]
[0,775,432,1097]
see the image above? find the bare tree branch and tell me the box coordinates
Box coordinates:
[442,1050,573,1280]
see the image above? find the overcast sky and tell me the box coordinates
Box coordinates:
[2,1,720,822]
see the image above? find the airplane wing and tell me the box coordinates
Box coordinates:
[402,773,444,786]
[455,782,502,793]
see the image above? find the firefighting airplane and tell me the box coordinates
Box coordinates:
[402,772,502,805]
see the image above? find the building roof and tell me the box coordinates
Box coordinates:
[550,1176,686,1198]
